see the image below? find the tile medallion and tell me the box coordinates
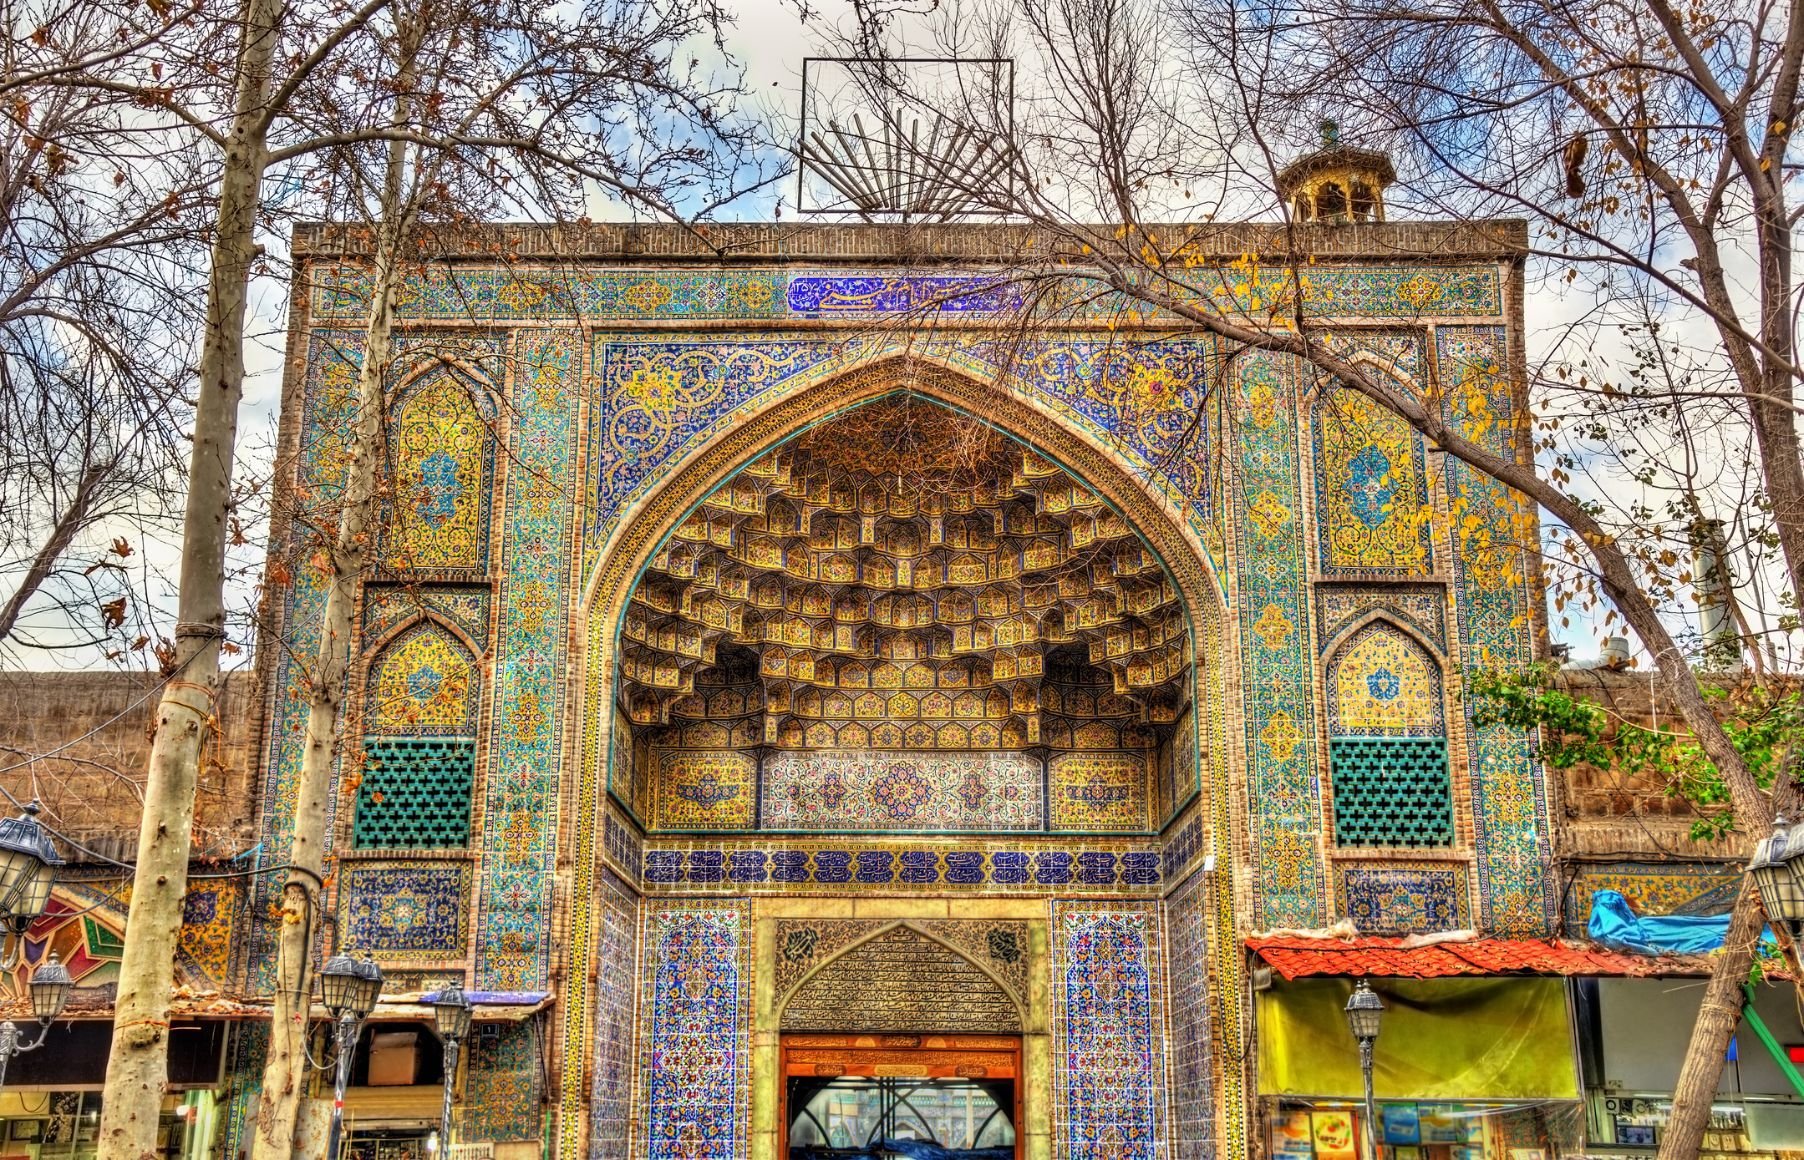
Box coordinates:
[1050,752,1152,832]
[1313,385,1433,575]
[761,750,1043,833]
[383,368,497,573]
[653,750,757,831]
[1325,622,1444,736]
[341,862,472,960]
[1337,864,1470,933]
[364,622,480,734]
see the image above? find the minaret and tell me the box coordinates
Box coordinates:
[1276,119,1397,224]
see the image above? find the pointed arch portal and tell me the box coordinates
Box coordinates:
[571,355,1239,1160]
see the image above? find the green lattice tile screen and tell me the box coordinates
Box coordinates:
[354,737,475,849]
[1330,737,1453,847]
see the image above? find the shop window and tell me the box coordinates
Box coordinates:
[353,738,476,849]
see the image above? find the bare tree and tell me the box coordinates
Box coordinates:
[816,0,1800,1148]
[244,0,764,1146]
[33,0,767,1141]
[0,0,215,665]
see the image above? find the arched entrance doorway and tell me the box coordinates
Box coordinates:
[776,924,1027,1159]
[566,358,1240,1160]
[611,391,1194,831]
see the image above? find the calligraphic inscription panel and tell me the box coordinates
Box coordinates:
[780,925,1022,1033]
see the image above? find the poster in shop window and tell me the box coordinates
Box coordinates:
[1312,1110,1361,1160]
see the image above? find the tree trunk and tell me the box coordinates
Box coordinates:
[96,0,282,1152]
[1750,205,1804,610]
[249,228,404,1160]
[1657,882,1764,1160]
[251,28,420,1152]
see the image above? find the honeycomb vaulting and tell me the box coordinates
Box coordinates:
[619,398,1191,737]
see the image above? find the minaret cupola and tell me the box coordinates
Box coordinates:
[1277,120,1397,223]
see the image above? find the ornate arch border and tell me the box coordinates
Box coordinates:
[551,354,1249,1160]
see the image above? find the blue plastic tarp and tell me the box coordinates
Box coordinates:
[874,1144,1015,1160]
[1586,889,1777,955]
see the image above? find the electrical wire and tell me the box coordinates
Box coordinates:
[0,773,314,886]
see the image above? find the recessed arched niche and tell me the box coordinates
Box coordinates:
[609,395,1196,836]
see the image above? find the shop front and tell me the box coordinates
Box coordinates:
[0,1019,230,1160]
[1256,974,1582,1160]
[1576,976,1804,1156]
[1245,934,1701,1160]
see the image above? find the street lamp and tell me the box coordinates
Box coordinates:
[1748,816,1804,938]
[0,803,63,968]
[427,982,473,1154]
[1345,979,1386,1160]
[322,951,382,1160]
[0,953,73,1088]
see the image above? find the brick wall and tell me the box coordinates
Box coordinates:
[1552,667,1745,861]
[0,670,261,863]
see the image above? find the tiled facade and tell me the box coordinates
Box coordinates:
[220,220,1549,1158]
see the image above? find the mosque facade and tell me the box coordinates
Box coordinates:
[0,179,1544,1160]
[221,208,1553,1160]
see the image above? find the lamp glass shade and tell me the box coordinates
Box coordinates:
[349,956,383,1018]
[1345,980,1385,1041]
[1750,827,1804,925]
[0,804,60,925]
[320,952,363,1016]
[28,952,71,1022]
[430,983,474,1041]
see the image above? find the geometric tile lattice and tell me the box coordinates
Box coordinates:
[1330,737,1454,847]
[353,738,476,849]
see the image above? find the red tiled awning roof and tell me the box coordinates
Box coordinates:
[1247,935,1716,981]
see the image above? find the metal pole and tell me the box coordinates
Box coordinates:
[439,1034,460,1154]
[326,1011,358,1160]
[0,1022,15,1091]
[1360,1036,1380,1160]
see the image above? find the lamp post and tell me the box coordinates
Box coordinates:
[0,953,72,1089]
[1345,979,1386,1160]
[0,803,63,968]
[427,982,473,1155]
[321,952,383,1160]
